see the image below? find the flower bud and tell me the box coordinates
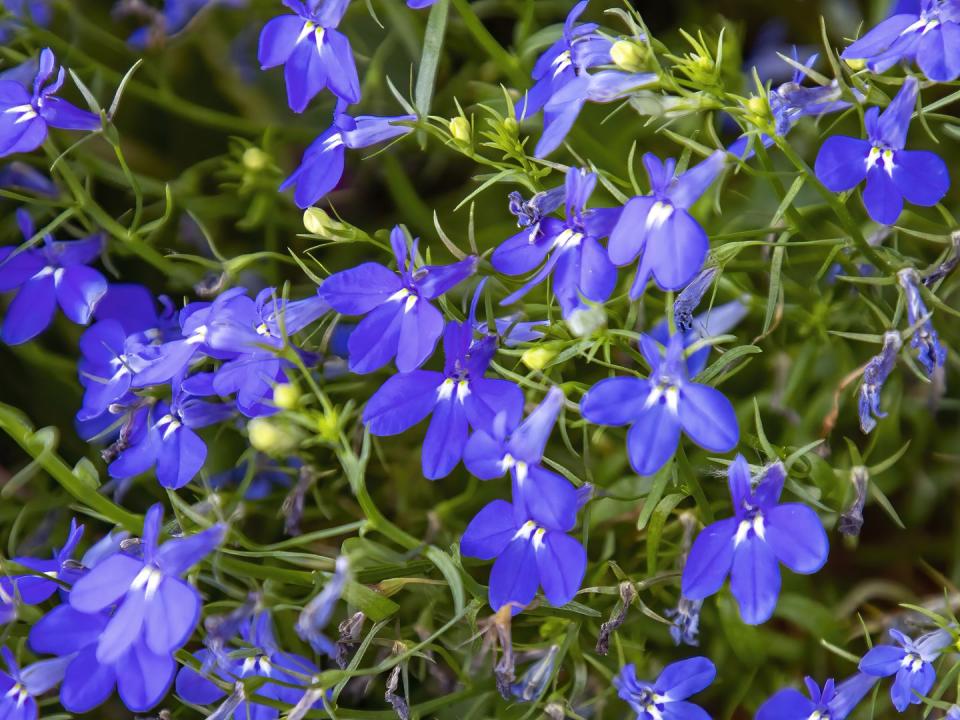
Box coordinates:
[521,345,557,371]
[844,58,866,71]
[247,417,297,455]
[449,116,471,145]
[610,40,648,72]
[273,382,300,410]
[316,408,341,443]
[303,207,331,236]
[502,117,519,136]
[746,95,769,118]
[242,147,269,171]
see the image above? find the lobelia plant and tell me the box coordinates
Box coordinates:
[0,0,958,718]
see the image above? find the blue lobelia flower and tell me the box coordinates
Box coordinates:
[0,0,53,43]
[899,267,947,375]
[0,48,100,157]
[107,390,233,489]
[493,167,619,319]
[756,673,878,720]
[651,292,750,376]
[202,287,329,417]
[258,0,360,112]
[364,318,524,479]
[514,2,613,125]
[513,2,656,158]
[29,606,177,711]
[859,627,953,711]
[463,387,580,532]
[177,610,320,718]
[76,319,164,422]
[613,656,716,720]
[69,504,224,665]
[129,287,252,388]
[460,495,587,614]
[581,333,738,476]
[609,151,726,298]
[0,519,84,611]
[0,208,106,345]
[92,283,180,338]
[681,456,829,625]
[768,51,860,137]
[318,225,477,373]
[815,77,949,226]
[296,555,349,655]
[859,330,902,433]
[949,705,960,720]
[280,100,416,208]
[406,0,437,7]
[842,0,960,82]
[0,647,70,720]
[0,161,58,197]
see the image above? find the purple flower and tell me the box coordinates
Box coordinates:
[258,0,359,112]
[681,456,829,625]
[29,605,176,712]
[108,391,232,489]
[364,319,524,479]
[0,647,69,720]
[318,225,477,373]
[280,101,416,208]
[493,168,619,319]
[859,330,902,433]
[899,267,947,375]
[0,48,99,157]
[125,0,245,49]
[177,610,320,718]
[815,77,949,226]
[0,208,106,345]
[0,162,57,196]
[204,287,329,417]
[859,627,953,711]
[666,597,702,647]
[514,2,655,157]
[756,673,878,720]
[296,555,349,655]
[842,0,960,82]
[609,151,726,298]
[580,333,738,476]
[463,387,580,533]
[948,705,960,720]
[613,656,715,720]
[460,495,587,614]
[69,504,224,665]
[0,520,84,612]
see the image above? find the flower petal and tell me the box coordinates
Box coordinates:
[863,165,904,225]
[625,401,681,476]
[318,263,402,315]
[258,15,304,68]
[534,530,586,607]
[422,392,469,479]
[814,136,870,192]
[891,150,949,207]
[70,553,142,613]
[765,503,828,574]
[656,656,716,701]
[363,370,443,435]
[677,382,739,452]
[681,517,737,600]
[581,376,650,426]
[347,302,403,374]
[396,297,444,372]
[755,688,815,720]
[489,536,538,614]
[730,535,781,625]
[2,273,56,345]
[460,499,518,560]
[144,578,200,655]
[55,265,107,324]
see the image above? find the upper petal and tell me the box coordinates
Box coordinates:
[677,382,739,452]
[765,503,829,575]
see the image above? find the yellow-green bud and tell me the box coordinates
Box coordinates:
[521,346,557,371]
[273,383,300,410]
[567,306,606,338]
[316,409,340,443]
[248,417,295,455]
[243,147,269,171]
[844,58,866,71]
[303,207,331,235]
[449,116,471,144]
[610,40,647,72]
[502,117,519,136]
[747,95,768,117]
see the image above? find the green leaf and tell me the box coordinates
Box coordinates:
[414,0,450,129]
[646,493,685,575]
[342,580,400,621]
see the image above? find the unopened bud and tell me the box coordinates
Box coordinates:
[242,147,269,171]
[610,40,648,72]
[747,95,769,118]
[273,383,300,410]
[449,116,471,144]
[316,408,341,443]
[521,345,557,371]
[303,207,331,236]
[248,417,297,455]
[502,117,519,135]
[844,58,866,71]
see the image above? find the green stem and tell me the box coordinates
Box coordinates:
[0,403,142,533]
